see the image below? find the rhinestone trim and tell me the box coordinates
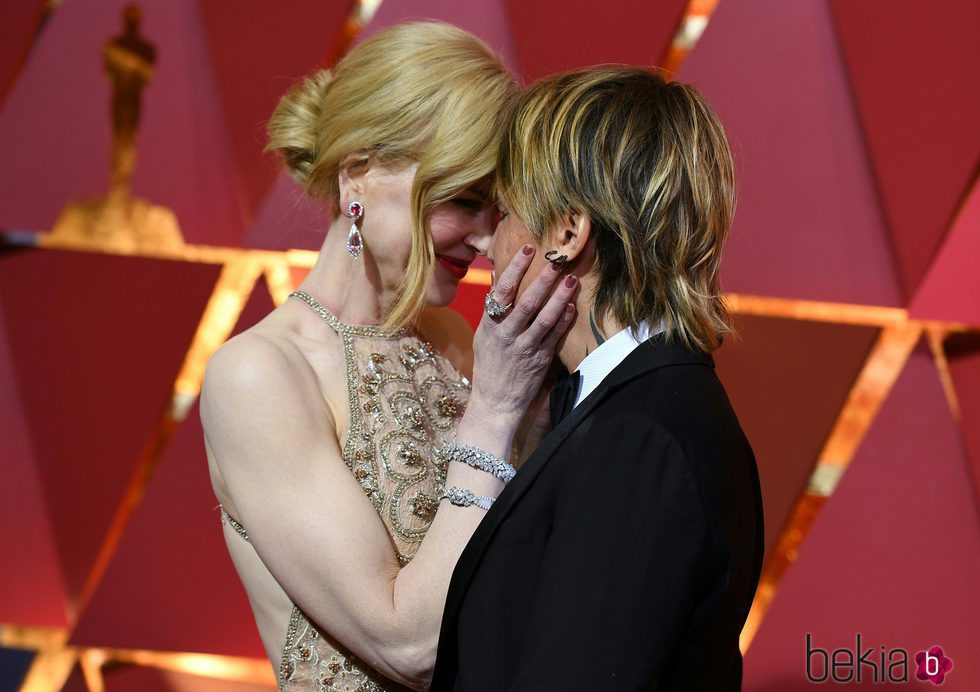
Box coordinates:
[289,290,408,339]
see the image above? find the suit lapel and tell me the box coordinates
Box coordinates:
[440,332,714,636]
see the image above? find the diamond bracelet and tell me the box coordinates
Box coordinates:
[440,442,516,484]
[439,486,495,511]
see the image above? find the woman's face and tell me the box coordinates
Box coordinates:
[426,180,496,306]
[359,162,495,307]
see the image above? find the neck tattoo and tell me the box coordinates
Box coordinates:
[589,306,607,347]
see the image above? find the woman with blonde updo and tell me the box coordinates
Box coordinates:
[200,22,577,691]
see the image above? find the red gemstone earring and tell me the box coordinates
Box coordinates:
[346,200,364,259]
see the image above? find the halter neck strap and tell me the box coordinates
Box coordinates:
[288,290,409,339]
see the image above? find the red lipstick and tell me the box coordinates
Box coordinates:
[436,254,471,280]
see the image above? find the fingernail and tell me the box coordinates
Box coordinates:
[551,261,561,273]
[522,245,534,256]
[564,275,577,287]
[565,303,575,318]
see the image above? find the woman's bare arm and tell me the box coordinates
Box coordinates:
[202,247,577,689]
[202,335,504,688]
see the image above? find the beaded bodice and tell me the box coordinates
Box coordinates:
[221,290,470,691]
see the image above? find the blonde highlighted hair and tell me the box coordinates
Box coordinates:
[265,21,519,330]
[499,66,736,352]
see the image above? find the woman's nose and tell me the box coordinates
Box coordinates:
[466,230,493,257]
[465,209,495,256]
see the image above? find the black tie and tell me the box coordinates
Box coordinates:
[548,370,582,428]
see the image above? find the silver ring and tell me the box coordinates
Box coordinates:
[484,290,513,318]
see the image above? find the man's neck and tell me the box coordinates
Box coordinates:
[558,302,624,373]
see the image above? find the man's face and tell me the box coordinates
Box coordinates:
[489,197,548,300]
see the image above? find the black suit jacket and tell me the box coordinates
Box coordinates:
[431,332,765,691]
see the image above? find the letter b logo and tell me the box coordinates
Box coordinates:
[915,645,953,685]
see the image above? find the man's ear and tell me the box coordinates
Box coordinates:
[337,150,371,205]
[547,209,592,263]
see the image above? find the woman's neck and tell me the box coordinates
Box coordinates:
[296,214,399,326]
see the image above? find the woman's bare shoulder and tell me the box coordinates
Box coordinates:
[201,327,333,440]
[204,329,303,391]
[419,306,474,378]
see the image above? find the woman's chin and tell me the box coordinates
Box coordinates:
[424,280,459,308]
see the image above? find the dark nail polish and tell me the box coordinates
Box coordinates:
[565,275,577,287]
[522,245,534,256]
[551,261,561,272]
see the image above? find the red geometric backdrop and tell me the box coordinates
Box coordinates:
[1,0,977,690]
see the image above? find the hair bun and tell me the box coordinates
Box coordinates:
[264,68,334,189]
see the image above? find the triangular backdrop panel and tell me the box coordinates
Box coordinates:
[713,315,878,553]
[0,0,243,245]
[198,0,355,226]
[829,0,980,300]
[0,297,67,627]
[678,0,902,307]
[504,0,688,81]
[744,340,980,690]
[0,1,44,108]
[908,178,980,327]
[242,172,330,251]
[71,282,276,657]
[0,248,221,609]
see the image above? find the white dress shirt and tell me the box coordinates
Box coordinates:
[572,318,667,408]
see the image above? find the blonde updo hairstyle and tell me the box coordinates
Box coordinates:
[265,21,519,330]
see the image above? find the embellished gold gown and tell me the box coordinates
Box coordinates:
[221,289,471,691]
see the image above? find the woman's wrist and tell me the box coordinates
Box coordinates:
[465,390,524,426]
[458,395,519,459]
[444,458,504,497]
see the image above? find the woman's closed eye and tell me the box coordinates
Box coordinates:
[452,196,489,212]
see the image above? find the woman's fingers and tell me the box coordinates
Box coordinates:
[522,274,578,346]
[539,303,576,354]
[504,259,566,333]
[489,244,535,308]
[468,246,576,421]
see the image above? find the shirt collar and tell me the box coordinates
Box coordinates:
[572,318,666,408]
